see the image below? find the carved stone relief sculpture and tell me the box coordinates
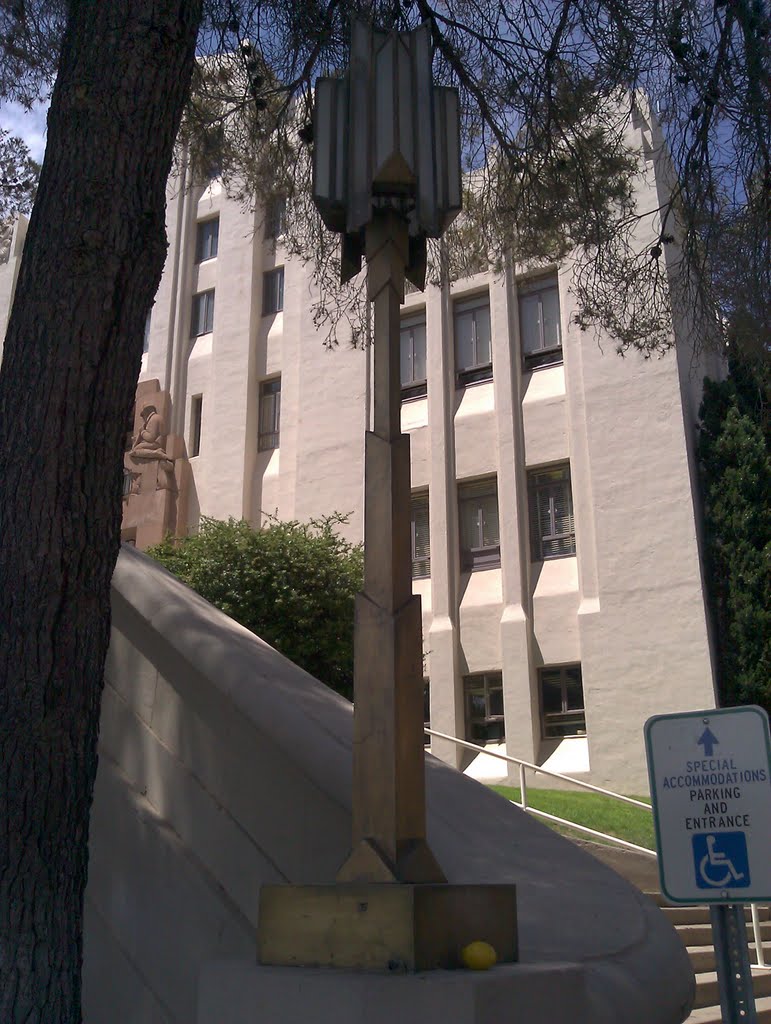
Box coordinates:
[121,380,190,549]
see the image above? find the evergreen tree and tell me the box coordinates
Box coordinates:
[0,128,38,219]
[698,353,770,712]
[0,5,202,1019]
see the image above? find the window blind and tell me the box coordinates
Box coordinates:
[411,495,430,578]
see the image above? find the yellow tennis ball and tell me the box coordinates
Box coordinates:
[461,940,497,970]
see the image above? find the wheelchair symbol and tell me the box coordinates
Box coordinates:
[692,832,751,889]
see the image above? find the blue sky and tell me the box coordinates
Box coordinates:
[1,100,49,163]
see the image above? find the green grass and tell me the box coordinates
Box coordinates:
[488,785,655,850]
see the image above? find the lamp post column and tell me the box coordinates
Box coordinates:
[257,25,516,976]
[337,209,445,885]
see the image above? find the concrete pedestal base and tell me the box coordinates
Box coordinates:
[198,961,589,1024]
[258,882,517,971]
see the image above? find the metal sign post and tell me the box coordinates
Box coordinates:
[644,705,771,1022]
[711,904,758,1023]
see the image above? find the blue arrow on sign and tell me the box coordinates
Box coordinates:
[697,727,719,757]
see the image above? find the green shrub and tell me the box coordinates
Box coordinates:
[149,515,363,700]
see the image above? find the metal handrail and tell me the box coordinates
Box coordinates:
[425,728,652,809]
[751,904,770,970]
[426,727,770,968]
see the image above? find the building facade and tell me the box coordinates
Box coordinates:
[0,104,723,793]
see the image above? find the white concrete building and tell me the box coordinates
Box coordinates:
[0,103,722,793]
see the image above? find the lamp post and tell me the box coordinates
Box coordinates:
[312,19,461,885]
[258,20,517,971]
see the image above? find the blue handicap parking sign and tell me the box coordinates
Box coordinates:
[692,832,751,890]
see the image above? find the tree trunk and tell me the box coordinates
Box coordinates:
[0,3,201,1020]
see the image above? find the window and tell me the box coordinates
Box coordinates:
[459,478,500,570]
[454,294,492,385]
[263,267,284,315]
[191,289,215,336]
[528,465,575,560]
[519,277,562,369]
[411,493,430,578]
[265,197,287,239]
[189,394,203,457]
[540,665,586,738]
[197,125,225,182]
[196,217,219,262]
[464,672,504,745]
[259,377,281,450]
[205,160,222,181]
[400,314,427,399]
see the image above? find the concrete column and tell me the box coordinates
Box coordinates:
[271,254,300,525]
[206,201,262,520]
[167,179,197,438]
[561,269,600,617]
[337,212,444,885]
[425,270,464,770]
[490,269,537,771]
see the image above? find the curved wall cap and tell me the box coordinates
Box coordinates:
[108,545,694,1024]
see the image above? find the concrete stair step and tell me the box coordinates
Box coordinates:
[643,892,770,917]
[677,920,771,946]
[668,907,715,926]
[666,904,770,926]
[688,942,771,973]
[693,968,771,1009]
[637,890,771,1022]
[643,890,673,907]
[685,993,771,1023]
